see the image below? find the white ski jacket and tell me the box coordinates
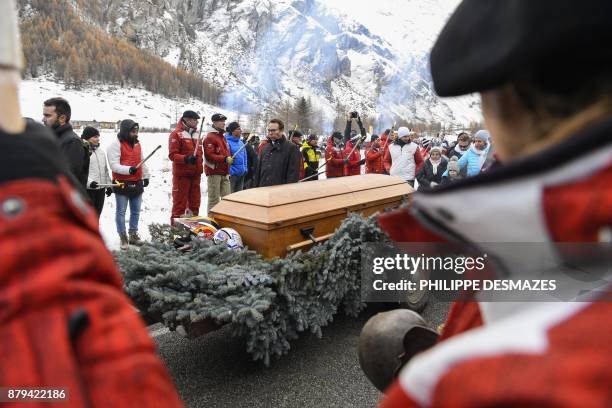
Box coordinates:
[87,146,112,189]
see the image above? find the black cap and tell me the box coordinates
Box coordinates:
[371,134,379,142]
[290,131,303,139]
[211,113,227,122]
[430,0,612,96]
[182,110,200,120]
[226,122,241,134]
[331,131,342,140]
[81,126,100,140]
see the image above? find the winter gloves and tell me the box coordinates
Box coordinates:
[184,155,197,165]
[105,188,113,197]
[143,179,149,188]
[89,181,98,189]
[129,166,138,175]
[226,156,234,165]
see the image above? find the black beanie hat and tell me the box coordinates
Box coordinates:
[81,126,100,140]
[226,122,241,134]
[182,110,200,120]
[331,131,342,140]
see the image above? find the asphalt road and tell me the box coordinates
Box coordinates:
[152,301,450,408]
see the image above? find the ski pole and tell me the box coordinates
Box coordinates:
[193,121,206,156]
[230,134,256,160]
[299,167,328,182]
[135,145,162,169]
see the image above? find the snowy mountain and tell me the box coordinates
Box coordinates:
[22,0,482,127]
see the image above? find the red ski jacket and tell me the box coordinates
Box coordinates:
[204,127,230,176]
[325,139,345,178]
[343,140,362,176]
[365,141,385,174]
[168,120,204,177]
[377,119,612,408]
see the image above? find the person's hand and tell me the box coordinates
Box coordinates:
[184,155,197,165]
[343,158,349,165]
[226,156,234,165]
[358,158,366,166]
[105,188,113,197]
[129,166,138,175]
[89,181,98,189]
[143,179,149,187]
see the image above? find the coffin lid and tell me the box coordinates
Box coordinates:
[210,174,412,227]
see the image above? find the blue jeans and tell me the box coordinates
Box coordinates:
[115,193,142,235]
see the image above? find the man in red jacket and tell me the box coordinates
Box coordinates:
[204,113,231,213]
[365,135,385,174]
[368,1,612,406]
[325,131,345,179]
[168,110,203,224]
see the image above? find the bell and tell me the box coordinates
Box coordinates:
[358,309,438,392]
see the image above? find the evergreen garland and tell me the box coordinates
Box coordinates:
[116,213,389,365]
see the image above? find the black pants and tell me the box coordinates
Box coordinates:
[87,189,106,218]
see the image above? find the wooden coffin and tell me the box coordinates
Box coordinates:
[209,174,413,259]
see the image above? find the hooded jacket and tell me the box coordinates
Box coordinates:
[107,119,150,182]
[343,139,362,176]
[378,118,612,408]
[443,144,489,178]
[168,120,203,177]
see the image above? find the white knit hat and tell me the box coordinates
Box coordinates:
[397,127,411,138]
[0,0,22,72]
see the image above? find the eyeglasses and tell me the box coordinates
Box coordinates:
[267,128,280,133]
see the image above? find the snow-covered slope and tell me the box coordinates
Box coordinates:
[69,0,481,126]
[19,77,239,128]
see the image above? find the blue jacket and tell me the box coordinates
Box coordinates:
[443,145,488,178]
[225,134,248,177]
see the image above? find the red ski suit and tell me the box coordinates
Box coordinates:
[168,121,204,222]
[325,138,345,178]
[377,119,612,408]
[343,140,362,176]
[365,141,385,174]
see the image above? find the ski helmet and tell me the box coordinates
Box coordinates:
[175,216,220,241]
[213,228,244,250]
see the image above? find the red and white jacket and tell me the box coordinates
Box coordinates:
[203,127,230,176]
[378,118,612,408]
[168,120,204,177]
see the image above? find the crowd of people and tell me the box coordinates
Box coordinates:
[37,95,496,249]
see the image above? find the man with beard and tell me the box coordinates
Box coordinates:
[42,97,89,187]
[107,120,150,249]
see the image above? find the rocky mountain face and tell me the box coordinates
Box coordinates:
[72,0,481,126]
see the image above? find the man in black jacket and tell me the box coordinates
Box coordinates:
[243,134,258,189]
[42,97,89,187]
[254,119,301,187]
